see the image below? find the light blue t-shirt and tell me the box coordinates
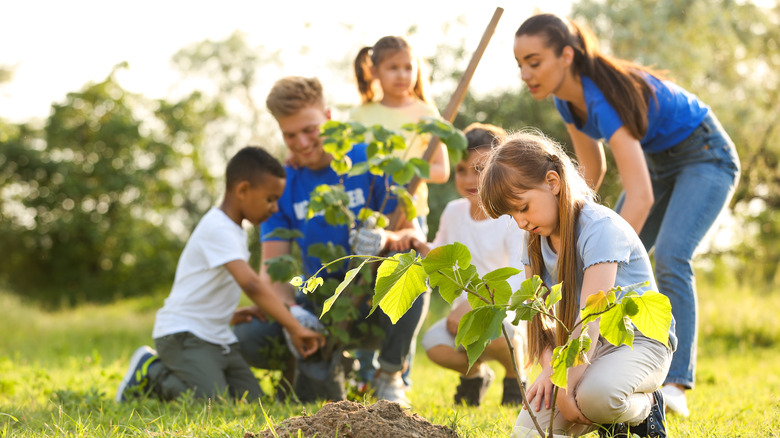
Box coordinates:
[555,75,709,153]
[520,201,677,348]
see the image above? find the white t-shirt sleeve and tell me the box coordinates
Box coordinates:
[199,222,249,270]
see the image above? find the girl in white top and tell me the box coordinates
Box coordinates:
[411,123,529,406]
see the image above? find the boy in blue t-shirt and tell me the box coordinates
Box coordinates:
[232,76,425,407]
[115,146,324,403]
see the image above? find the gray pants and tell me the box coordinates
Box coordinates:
[149,331,262,401]
[511,335,672,438]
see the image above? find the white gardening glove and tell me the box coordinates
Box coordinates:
[283,305,325,359]
[348,216,387,256]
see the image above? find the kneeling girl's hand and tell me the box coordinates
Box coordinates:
[525,350,554,412]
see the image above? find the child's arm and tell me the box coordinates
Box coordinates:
[445,299,471,335]
[232,240,296,322]
[425,142,450,184]
[225,258,324,358]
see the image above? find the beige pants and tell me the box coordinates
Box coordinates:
[511,335,672,438]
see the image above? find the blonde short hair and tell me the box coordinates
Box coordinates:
[266,76,325,119]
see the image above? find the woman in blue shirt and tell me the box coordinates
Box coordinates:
[512,13,740,417]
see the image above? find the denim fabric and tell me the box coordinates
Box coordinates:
[616,111,740,388]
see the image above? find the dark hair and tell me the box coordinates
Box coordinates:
[479,130,593,363]
[463,122,507,153]
[266,76,324,119]
[226,146,286,190]
[516,14,665,140]
[354,35,430,104]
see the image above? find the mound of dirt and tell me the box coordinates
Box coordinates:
[246,400,460,438]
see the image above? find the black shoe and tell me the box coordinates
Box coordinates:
[597,422,630,437]
[632,389,667,438]
[501,377,527,406]
[454,366,495,406]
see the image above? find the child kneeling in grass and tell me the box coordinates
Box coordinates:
[115,146,324,402]
[407,123,529,406]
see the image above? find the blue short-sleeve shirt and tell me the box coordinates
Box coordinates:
[261,144,397,278]
[555,75,709,153]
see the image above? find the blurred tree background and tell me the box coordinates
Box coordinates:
[0,0,778,305]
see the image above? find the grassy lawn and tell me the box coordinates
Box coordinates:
[1,277,779,437]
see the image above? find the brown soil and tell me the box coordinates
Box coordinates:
[246,400,461,438]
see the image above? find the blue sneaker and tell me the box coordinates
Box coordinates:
[115,346,159,402]
[632,389,667,438]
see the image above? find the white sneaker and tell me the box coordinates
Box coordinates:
[373,370,411,408]
[661,384,690,417]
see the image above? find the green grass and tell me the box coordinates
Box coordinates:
[1,278,779,437]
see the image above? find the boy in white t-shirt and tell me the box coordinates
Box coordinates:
[115,146,324,402]
[411,123,529,406]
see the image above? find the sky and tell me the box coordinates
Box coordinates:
[0,0,574,123]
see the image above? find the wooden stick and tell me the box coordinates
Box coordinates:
[390,6,504,230]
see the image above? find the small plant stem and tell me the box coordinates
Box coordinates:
[548,386,559,438]
[501,325,546,437]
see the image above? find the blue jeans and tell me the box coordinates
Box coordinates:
[616,112,739,389]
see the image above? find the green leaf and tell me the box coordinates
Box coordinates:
[379,156,404,175]
[512,297,546,324]
[409,158,430,179]
[393,162,416,185]
[308,242,347,272]
[346,121,367,136]
[387,134,406,151]
[320,120,346,136]
[431,264,478,304]
[477,269,516,306]
[580,290,612,325]
[550,334,590,389]
[599,303,635,348]
[357,208,374,221]
[550,345,568,388]
[330,157,351,175]
[264,227,304,240]
[348,161,370,176]
[623,290,672,347]
[373,252,427,323]
[519,276,545,302]
[454,306,507,370]
[321,260,368,317]
[391,187,417,220]
[441,130,468,164]
[468,281,491,309]
[483,267,522,283]
[545,282,563,308]
[376,214,389,228]
[302,276,324,294]
[264,254,301,283]
[421,242,472,274]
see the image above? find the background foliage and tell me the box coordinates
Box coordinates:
[1,0,778,305]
